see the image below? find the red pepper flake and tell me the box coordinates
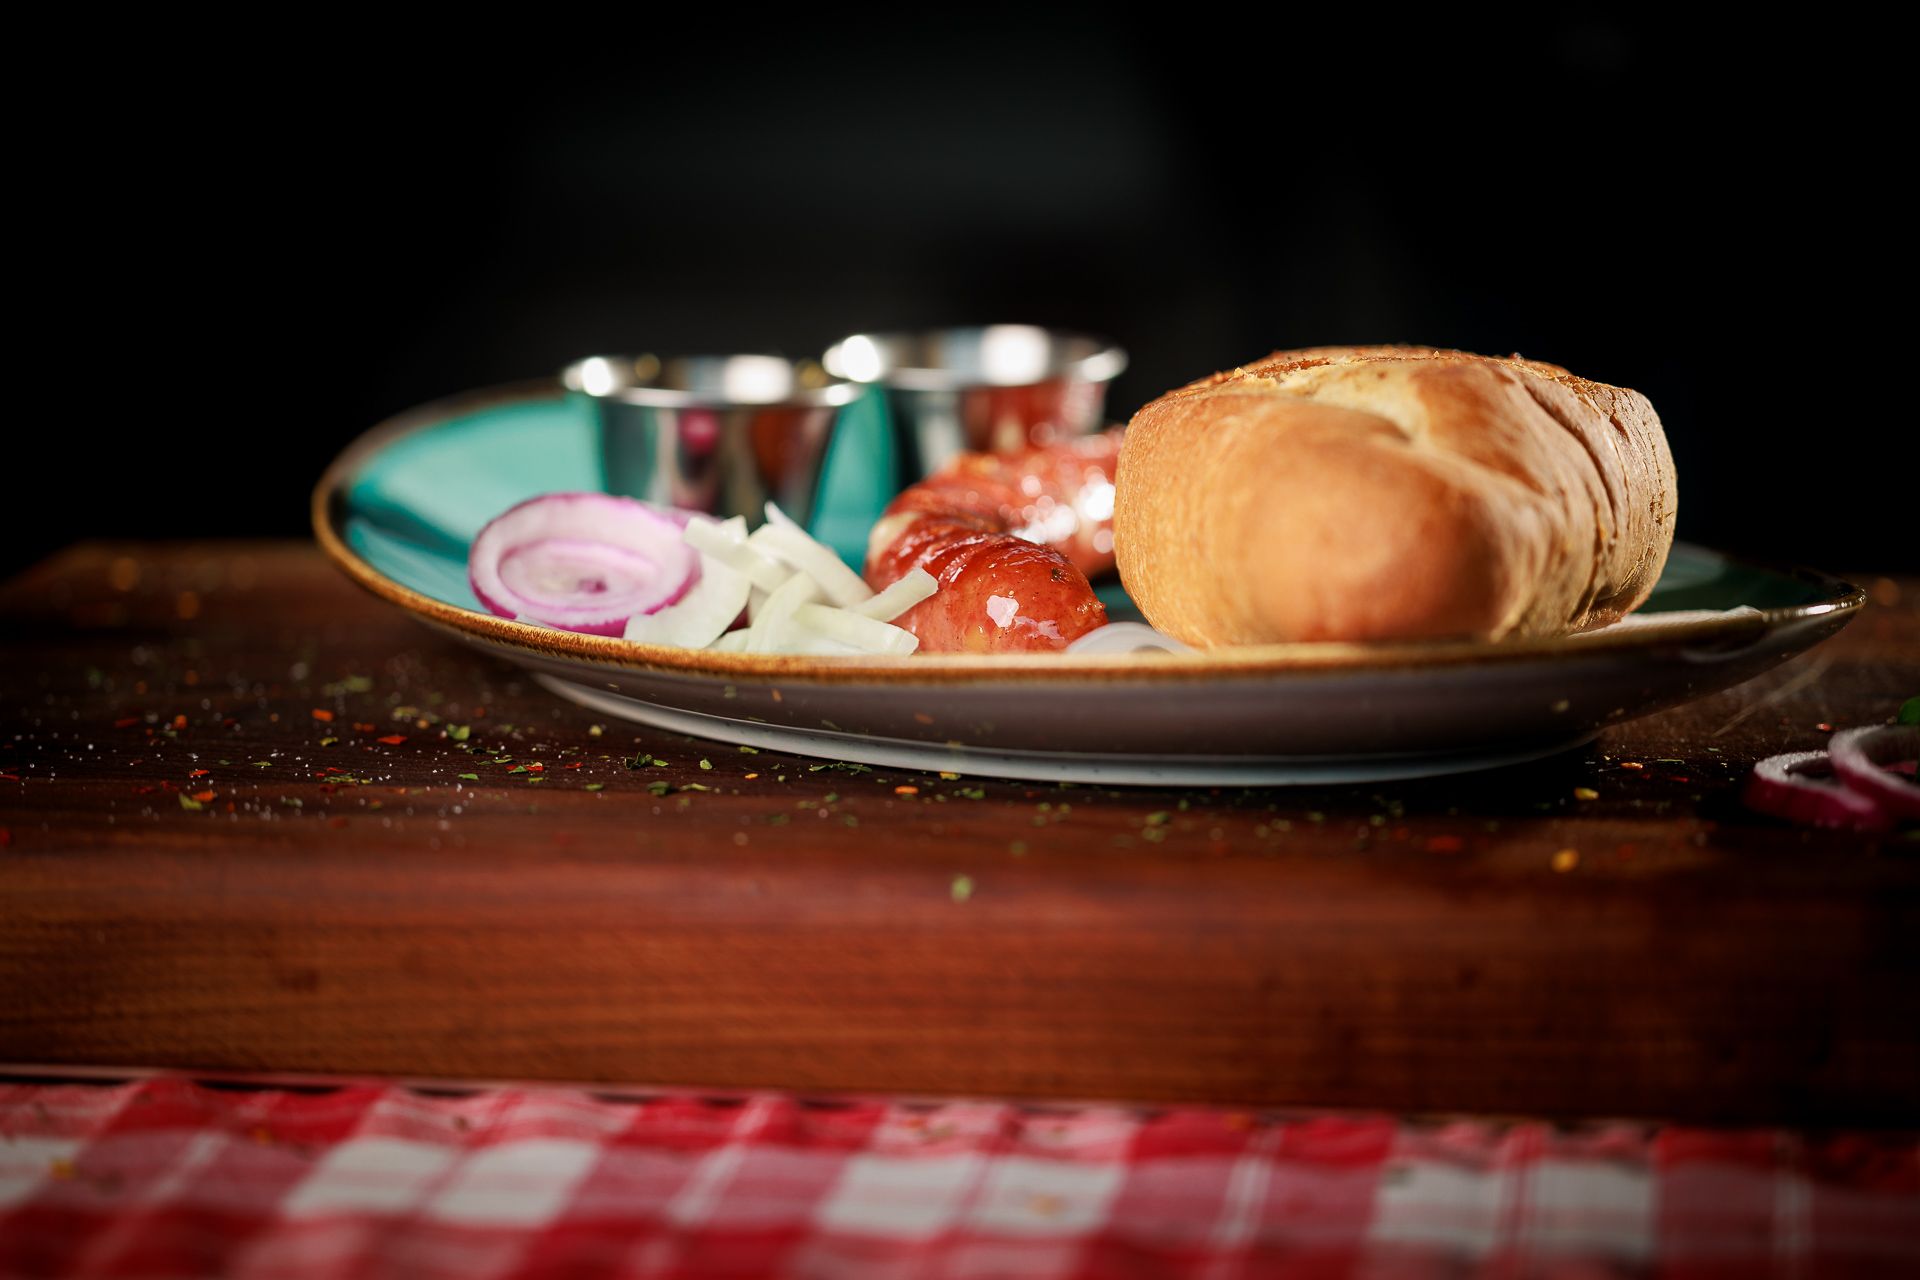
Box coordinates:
[114,716,141,729]
[311,709,334,723]
[770,690,783,703]
[0,774,20,783]
[377,735,406,746]
[188,769,209,778]
[912,712,935,725]
[1425,835,1464,853]
[527,763,545,773]
[353,723,376,733]
[1619,761,1644,770]
[894,785,919,796]
[171,715,187,730]
[563,762,584,770]
[191,790,216,803]
[1816,723,1834,733]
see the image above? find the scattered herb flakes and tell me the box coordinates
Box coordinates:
[1142,827,1167,843]
[589,724,605,737]
[623,753,651,770]
[251,761,273,769]
[178,794,203,811]
[447,724,471,742]
[951,874,974,902]
[459,773,480,781]
[808,761,872,775]
[1177,798,1190,811]
[1144,811,1171,826]
[957,788,985,800]
[822,793,839,804]
[493,756,514,765]
[767,813,789,826]
[939,771,961,780]
[646,781,672,796]
[319,736,339,746]
[1573,787,1600,801]
[280,797,303,808]
[681,783,711,793]
[843,815,858,826]
[699,759,713,771]
[1009,840,1028,856]
[1899,697,1920,726]
[737,745,758,754]
[584,783,605,792]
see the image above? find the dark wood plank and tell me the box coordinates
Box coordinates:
[2,543,1916,1124]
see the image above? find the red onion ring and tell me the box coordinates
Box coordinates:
[1744,750,1892,833]
[1828,725,1920,822]
[468,493,698,635]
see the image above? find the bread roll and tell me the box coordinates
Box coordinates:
[1113,346,1677,645]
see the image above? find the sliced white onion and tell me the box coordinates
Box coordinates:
[1064,622,1195,655]
[745,572,821,653]
[749,522,873,609]
[794,603,920,655]
[684,517,790,592]
[621,553,751,650]
[709,628,753,652]
[852,568,937,621]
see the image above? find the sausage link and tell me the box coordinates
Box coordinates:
[864,432,1122,654]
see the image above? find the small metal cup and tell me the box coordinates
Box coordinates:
[563,354,860,529]
[821,325,1127,483]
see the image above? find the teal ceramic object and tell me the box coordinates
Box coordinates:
[318,382,1864,784]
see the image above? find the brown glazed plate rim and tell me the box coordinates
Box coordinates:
[312,381,1865,687]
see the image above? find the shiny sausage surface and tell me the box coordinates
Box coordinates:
[864,432,1121,654]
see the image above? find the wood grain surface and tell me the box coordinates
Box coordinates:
[2,543,1916,1125]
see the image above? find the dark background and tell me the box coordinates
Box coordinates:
[15,14,1908,577]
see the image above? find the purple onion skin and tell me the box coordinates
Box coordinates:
[466,492,700,635]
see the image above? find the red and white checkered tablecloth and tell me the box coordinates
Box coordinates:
[1,1079,1915,1278]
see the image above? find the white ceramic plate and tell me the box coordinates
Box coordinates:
[314,383,1862,784]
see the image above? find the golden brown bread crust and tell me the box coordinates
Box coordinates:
[1113,345,1677,645]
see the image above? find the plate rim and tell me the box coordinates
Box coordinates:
[313,381,1865,687]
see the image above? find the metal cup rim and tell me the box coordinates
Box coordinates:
[822,325,1128,391]
[561,354,863,409]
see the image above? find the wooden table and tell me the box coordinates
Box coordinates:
[3,544,1916,1126]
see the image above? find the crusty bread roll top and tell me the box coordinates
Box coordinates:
[1112,346,1677,646]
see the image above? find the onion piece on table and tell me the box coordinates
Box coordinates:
[1743,750,1892,833]
[469,493,697,635]
[1828,725,1920,821]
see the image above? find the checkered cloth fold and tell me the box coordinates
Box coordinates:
[2,1079,1915,1278]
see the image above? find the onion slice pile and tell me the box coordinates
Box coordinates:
[469,493,697,635]
[1745,723,1919,833]
[633,503,932,657]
